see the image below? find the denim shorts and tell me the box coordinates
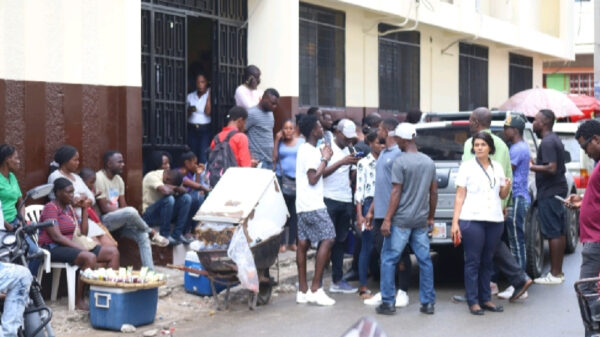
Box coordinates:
[537,197,566,239]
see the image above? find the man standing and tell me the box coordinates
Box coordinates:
[458,107,531,301]
[502,114,531,270]
[295,114,336,306]
[96,151,169,270]
[307,107,334,145]
[186,73,211,163]
[246,88,279,169]
[322,119,360,293]
[365,118,412,307]
[566,120,600,334]
[531,109,568,285]
[376,123,437,315]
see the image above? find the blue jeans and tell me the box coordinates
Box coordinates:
[0,262,32,337]
[188,123,211,163]
[143,194,192,239]
[324,198,353,284]
[460,220,504,306]
[505,196,530,271]
[380,226,435,306]
[358,198,374,286]
[184,195,202,235]
[102,207,154,269]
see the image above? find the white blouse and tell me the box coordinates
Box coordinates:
[455,158,506,222]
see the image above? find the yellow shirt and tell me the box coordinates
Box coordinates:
[142,170,165,212]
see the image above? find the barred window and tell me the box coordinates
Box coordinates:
[378,24,420,113]
[569,73,594,96]
[509,53,533,96]
[459,42,488,111]
[299,3,345,107]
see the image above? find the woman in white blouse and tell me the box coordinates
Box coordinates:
[355,130,384,299]
[451,132,511,316]
[234,65,263,109]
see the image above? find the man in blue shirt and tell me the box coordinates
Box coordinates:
[364,118,411,307]
[503,114,531,272]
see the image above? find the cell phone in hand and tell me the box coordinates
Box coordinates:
[354,152,365,158]
[554,195,567,203]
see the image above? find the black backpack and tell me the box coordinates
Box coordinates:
[206,130,239,187]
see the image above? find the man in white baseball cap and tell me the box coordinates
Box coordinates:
[322,118,361,294]
[377,123,438,315]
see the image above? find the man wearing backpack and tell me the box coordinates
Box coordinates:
[207,106,252,186]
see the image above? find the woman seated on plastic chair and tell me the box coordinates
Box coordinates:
[39,178,119,310]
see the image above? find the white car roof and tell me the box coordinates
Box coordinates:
[553,123,579,134]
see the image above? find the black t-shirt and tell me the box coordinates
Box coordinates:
[535,132,568,199]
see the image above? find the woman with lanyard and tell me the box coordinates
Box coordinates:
[451,132,512,315]
[48,145,113,247]
[274,119,304,253]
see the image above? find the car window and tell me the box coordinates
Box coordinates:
[556,133,581,163]
[416,127,470,161]
[523,129,538,158]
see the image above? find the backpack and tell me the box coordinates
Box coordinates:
[206,130,239,187]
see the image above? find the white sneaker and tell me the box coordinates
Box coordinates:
[307,288,335,306]
[534,272,564,285]
[395,290,409,308]
[490,282,499,295]
[497,286,514,300]
[364,292,382,306]
[296,291,308,304]
[517,291,528,300]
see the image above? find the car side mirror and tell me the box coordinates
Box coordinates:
[564,151,571,164]
[27,184,54,200]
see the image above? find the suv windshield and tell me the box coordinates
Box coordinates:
[416,127,470,161]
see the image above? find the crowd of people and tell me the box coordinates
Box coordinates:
[1,62,599,335]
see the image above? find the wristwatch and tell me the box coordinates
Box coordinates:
[320,157,328,163]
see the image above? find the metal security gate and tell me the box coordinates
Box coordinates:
[141,0,247,161]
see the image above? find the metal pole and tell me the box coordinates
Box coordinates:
[595,0,600,99]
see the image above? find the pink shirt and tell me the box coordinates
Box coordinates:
[580,164,600,242]
[234,85,262,109]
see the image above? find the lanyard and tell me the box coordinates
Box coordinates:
[475,158,496,190]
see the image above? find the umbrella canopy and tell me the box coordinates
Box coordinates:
[567,94,599,122]
[499,88,583,118]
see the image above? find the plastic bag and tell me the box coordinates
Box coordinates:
[227,228,258,293]
[247,218,282,247]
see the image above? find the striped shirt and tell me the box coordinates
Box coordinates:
[39,201,78,246]
[246,106,274,163]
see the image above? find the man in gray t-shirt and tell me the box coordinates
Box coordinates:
[376,123,438,316]
[245,88,279,169]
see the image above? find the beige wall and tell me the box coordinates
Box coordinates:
[247,0,299,97]
[573,0,594,54]
[0,0,141,86]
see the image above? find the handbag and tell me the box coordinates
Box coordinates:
[280,174,296,197]
[68,206,97,251]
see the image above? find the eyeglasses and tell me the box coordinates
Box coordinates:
[581,137,593,151]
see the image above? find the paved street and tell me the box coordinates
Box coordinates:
[172,245,584,337]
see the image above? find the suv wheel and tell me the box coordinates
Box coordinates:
[564,204,579,254]
[525,206,544,279]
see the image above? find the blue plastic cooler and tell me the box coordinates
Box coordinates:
[89,286,158,331]
[184,251,228,296]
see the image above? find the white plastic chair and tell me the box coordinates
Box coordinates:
[25,204,78,311]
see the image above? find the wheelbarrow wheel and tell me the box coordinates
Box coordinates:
[256,282,273,306]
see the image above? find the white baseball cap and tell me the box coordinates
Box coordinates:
[391,123,417,140]
[337,119,358,139]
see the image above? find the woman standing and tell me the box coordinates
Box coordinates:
[0,145,24,231]
[355,130,383,299]
[39,178,119,310]
[48,145,112,246]
[187,73,211,163]
[234,65,262,109]
[275,119,304,252]
[451,132,511,315]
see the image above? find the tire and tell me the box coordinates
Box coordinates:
[565,205,579,254]
[256,282,273,306]
[525,206,544,279]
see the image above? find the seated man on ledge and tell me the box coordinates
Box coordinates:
[95,151,169,270]
[142,154,194,246]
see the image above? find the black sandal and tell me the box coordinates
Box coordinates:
[358,289,372,299]
[481,303,504,312]
[469,305,484,316]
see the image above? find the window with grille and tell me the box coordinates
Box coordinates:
[569,73,594,96]
[509,53,533,96]
[459,43,488,111]
[299,3,345,107]
[378,24,420,113]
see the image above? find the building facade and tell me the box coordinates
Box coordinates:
[0,0,574,207]
[544,0,593,95]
